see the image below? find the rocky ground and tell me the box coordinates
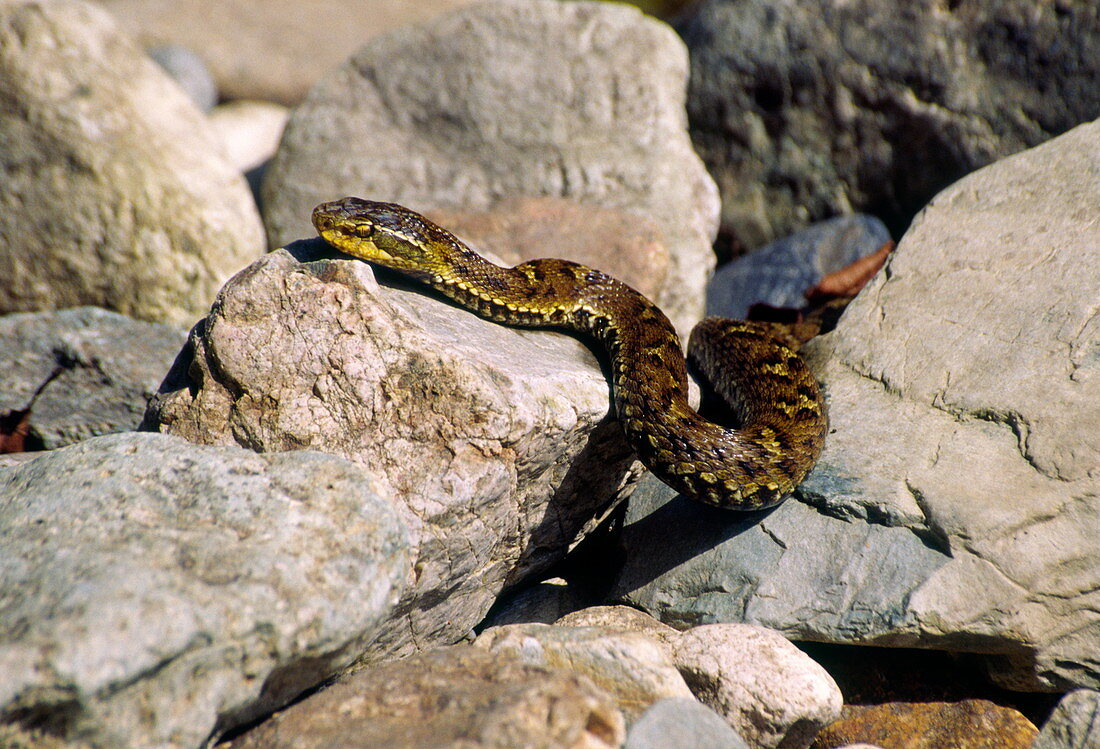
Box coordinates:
[1,1,1098,748]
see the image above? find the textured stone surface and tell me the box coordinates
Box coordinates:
[613,474,950,642]
[673,624,842,749]
[0,433,409,749]
[811,700,1038,749]
[228,645,624,749]
[626,697,750,749]
[1032,689,1100,749]
[475,623,693,722]
[706,215,891,320]
[679,0,1100,249]
[615,120,1100,691]
[263,0,719,338]
[0,0,264,326]
[146,241,638,661]
[0,307,185,451]
[92,0,476,105]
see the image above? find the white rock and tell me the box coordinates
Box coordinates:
[671,624,842,749]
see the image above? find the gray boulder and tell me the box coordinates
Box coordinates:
[0,307,186,450]
[0,433,409,749]
[615,120,1100,691]
[680,0,1100,249]
[262,0,719,338]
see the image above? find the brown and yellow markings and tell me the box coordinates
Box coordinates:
[312,197,830,511]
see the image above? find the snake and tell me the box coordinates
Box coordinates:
[312,197,827,510]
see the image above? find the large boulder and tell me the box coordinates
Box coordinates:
[614,120,1100,692]
[262,0,719,338]
[679,0,1100,250]
[0,0,264,326]
[0,433,409,749]
[145,241,637,661]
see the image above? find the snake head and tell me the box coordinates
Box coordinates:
[312,197,453,278]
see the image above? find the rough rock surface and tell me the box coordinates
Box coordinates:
[679,0,1100,249]
[146,241,637,661]
[673,624,842,749]
[262,0,719,338]
[92,0,476,105]
[0,433,409,749]
[1032,689,1100,749]
[0,307,186,451]
[228,645,625,749]
[706,214,891,320]
[811,700,1038,749]
[626,697,750,749]
[475,623,694,722]
[0,0,264,326]
[614,120,1100,691]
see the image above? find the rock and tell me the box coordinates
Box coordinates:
[673,624,842,749]
[811,700,1038,749]
[0,307,186,451]
[626,697,750,749]
[1032,689,1100,749]
[262,0,719,338]
[92,0,477,105]
[475,623,694,722]
[706,215,891,320]
[0,432,409,749]
[679,0,1100,249]
[557,605,681,648]
[207,100,289,174]
[145,242,639,661]
[612,474,950,643]
[227,645,625,749]
[427,197,671,301]
[148,44,218,112]
[614,120,1100,691]
[0,0,264,327]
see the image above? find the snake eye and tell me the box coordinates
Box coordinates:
[353,223,372,238]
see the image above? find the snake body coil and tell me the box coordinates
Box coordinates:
[312,197,827,510]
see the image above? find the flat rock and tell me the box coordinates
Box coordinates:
[475,623,694,722]
[92,0,476,105]
[614,120,1100,691]
[706,214,891,320]
[679,0,1100,249]
[811,700,1038,749]
[0,433,409,749]
[145,241,638,661]
[262,0,719,338]
[626,697,750,749]
[1032,689,1100,749]
[0,307,186,451]
[228,645,625,749]
[0,0,264,326]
